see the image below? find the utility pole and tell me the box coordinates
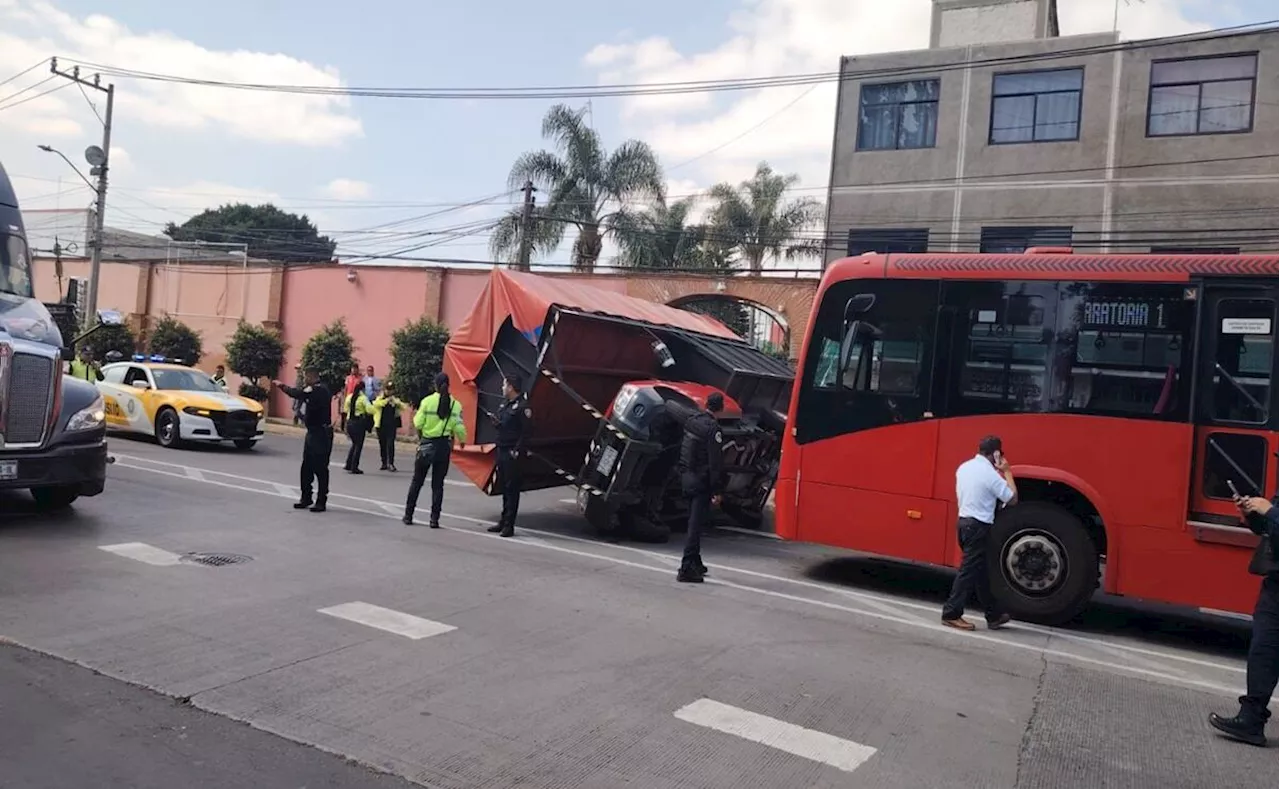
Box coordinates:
[515,180,536,272]
[49,58,114,331]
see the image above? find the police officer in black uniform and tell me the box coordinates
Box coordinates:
[486,375,530,538]
[273,367,333,513]
[1210,492,1278,746]
[677,392,725,583]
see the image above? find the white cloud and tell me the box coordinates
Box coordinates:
[586,0,1215,193]
[0,1,362,147]
[321,177,372,200]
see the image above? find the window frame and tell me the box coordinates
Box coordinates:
[855,79,941,152]
[988,67,1085,145]
[979,226,1074,254]
[847,228,930,256]
[1145,52,1258,138]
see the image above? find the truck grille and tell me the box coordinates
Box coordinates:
[5,352,54,445]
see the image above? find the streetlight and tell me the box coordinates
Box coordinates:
[38,143,109,331]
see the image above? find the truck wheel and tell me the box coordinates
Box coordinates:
[579,489,617,535]
[31,486,79,510]
[156,408,182,449]
[233,439,257,450]
[619,510,670,544]
[987,502,1099,626]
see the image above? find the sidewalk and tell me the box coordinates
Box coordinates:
[263,418,419,447]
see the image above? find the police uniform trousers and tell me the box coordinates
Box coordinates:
[405,437,451,524]
[496,448,522,528]
[300,426,333,505]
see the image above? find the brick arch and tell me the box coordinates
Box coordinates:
[623,274,818,358]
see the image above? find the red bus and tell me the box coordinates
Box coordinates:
[775,248,1278,624]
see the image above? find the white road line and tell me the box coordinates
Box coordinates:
[329,461,469,485]
[558,498,577,505]
[317,602,456,640]
[109,457,1254,693]
[98,542,183,567]
[272,482,296,497]
[674,698,877,773]
[717,525,782,540]
[184,467,206,482]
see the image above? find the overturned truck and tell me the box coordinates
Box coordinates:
[445,270,795,541]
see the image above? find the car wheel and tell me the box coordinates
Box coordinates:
[986,502,1100,626]
[156,408,182,449]
[233,439,257,450]
[31,486,79,510]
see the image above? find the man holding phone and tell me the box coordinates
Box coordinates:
[942,435,1018,631]
[1209,490,1277,746]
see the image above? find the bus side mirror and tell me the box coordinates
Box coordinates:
[845,293,875,320]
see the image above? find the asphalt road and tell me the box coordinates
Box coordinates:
[0,430,1275,788]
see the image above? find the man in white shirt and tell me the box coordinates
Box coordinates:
[942,435,1018,631]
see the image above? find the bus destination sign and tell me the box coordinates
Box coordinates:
[1081,300,1170,329]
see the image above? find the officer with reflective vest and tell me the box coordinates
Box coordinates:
[487,375,530,538]
[69,346,103,383]
[677,392,726,583]
[403,372,466,528]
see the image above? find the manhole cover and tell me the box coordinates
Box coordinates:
[179,552,253,567]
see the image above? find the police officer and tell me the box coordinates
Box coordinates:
[272,367,333,513]
[677,392,726,583]
[211,364,229,391]
[403,372,466,528]
[487,375,530,538]
[1210,493,1278,746]
[69,346,103,383]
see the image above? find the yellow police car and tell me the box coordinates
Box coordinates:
[98,355,265,450]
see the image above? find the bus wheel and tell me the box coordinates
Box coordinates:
[987,502,1099,626]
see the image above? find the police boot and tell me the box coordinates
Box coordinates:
[309,498,327,513]
[293,499,312,510]
[499,524,514,538]
[1209,710,1268,746]
[487,523,504,533]
[677,566,704,584]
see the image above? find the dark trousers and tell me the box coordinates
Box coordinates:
[405,439,451,523]
[681,491,710,571]
[344,422,367,471]
[496,449,522,527]
[377,426,397,468]
[1241,574,1279,723]
[300,427,332,504]
[942,517,1003,621]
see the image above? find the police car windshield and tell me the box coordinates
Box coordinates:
[153,369,221,392]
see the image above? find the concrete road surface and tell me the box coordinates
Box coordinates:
[0,432,1274,789]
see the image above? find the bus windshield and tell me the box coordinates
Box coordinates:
[0,231,34,298]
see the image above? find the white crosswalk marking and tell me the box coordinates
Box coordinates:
[98,542,183,567]
[317,602,456,640]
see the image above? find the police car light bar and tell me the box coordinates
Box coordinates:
[132,354,146,361]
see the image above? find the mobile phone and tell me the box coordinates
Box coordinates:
[1226,479,1241,498]
[992,450,1003,466]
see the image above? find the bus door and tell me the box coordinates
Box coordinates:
[1188,277,1279,543]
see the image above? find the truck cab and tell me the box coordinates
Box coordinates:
[0,160,108,509]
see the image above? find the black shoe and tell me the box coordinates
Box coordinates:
[389,465,397,472]
[293,500,313,510]
[499,526,514,538]
[428,521,440,529]
[696,564,709,576]
[487,524,504,533]
[309,502,327,513]
[677,569,705,584]
[351,469,364,475]
[379,465,388,471]
[987,613,1013,630]
[402,515,413,525]
[1209,712,1268,746]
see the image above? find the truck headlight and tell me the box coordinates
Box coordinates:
[67,395,106,431]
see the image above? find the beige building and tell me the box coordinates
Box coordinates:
[824,0,1279,261]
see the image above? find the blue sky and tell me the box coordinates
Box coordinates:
[0,0,1274,268]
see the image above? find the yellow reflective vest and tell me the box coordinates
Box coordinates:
[69,359,102,382]
[342,392,372,421]
[413,393,466,441]
[370,394,407,430]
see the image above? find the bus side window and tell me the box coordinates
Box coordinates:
[1211,298,1275,425]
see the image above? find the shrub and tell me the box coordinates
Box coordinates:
[83,321,136,361]
[225,321,286,400]
[389,317,450,403]
[149,315,203,365]
[300,319,355,395]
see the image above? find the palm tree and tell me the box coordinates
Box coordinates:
[706,162,824,275]
[612,198,728,271]
[489,104,665,273]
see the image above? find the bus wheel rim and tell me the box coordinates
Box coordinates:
[1003,531,1066,595]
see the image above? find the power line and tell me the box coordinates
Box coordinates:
[0,58,50,90]
[0,77,68,112]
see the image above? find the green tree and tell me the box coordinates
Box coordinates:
[165,203,336,263]
[388,317,450,403]
[225,321,286,401]
[707,162,824,274]
[148,316,203,365]
[300,319,355,395]
[612,198,730,271]
[490,104,665,272]
[82,321,136,361]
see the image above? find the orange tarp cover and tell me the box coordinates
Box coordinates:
[443,269,738,490]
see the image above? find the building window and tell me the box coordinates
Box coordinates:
[1148,54,1256,136]
[847,228,929,256]
[990,68,1084,144]
[980,226,1073,253]
[857,80,940,151]
[1150,246,1240,255]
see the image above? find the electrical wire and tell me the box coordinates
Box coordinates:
[0,76,66,112]
[0,59,50,91]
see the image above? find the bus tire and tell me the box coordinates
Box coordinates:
[986,502,1099,626]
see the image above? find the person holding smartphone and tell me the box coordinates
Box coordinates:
[942,435,1018,631]
[1209,489,1278,746]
